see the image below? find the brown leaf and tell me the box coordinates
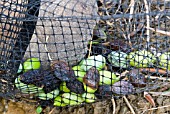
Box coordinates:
[144,92,155,107]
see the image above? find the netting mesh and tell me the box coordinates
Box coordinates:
[0,0,170,107]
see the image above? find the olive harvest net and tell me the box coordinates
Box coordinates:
[0,0,170,107]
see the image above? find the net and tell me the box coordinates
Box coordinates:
[0,0,170,107]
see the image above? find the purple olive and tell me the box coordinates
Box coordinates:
[111,81,135,95]
[51,61,76,81]
[128,69,146,87]
[83,67,100,91]
[66,79,85,94]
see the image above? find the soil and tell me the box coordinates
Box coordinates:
[1,93,170,114]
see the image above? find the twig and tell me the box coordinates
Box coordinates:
[145,75,170,81]
[123,96,135,114]
[140,68,170,75]
[111,98,116,114]
[114,0,122,14]
[146,27,170,36]
[130,23,144,37]
[147,104,170,111]
[88,40,93,57]
[129,0,135,21]
[157,82,170,92]
[45,36,52,61]
[127,0,135,48]
[148,91,170,97]
[144,0,150,46]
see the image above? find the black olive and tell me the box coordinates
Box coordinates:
[128,69,147,87]
[111,81,135,95]
[95,85,112,99]
[20,69,61,93]
[83,67,100,90]
[66,79,85,94]
[51,61,76,81]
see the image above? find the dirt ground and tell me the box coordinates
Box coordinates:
[1,93,170,114]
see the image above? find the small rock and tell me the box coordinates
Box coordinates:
[156,96,164,105]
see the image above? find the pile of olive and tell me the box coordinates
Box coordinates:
[15,50,170,107]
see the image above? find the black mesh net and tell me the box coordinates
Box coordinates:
[0,0,170,107]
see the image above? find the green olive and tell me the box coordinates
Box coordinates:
[127,50,156,68]
[36,106,43,114]
[99,70,119,85]
[108,51,128,68]
[159,52,170,70]
[35,88,59,100]
[82,93,96,103]
[80,55,106,71]
[83,84,97,93]
[15,77,43,94]
[62,92,84,105]
[54,95,68,107]
[72,65,86,82]
[60,82,70,92]
[23,58,41,72]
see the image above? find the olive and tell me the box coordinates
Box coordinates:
[72,65,86,82]
[111,81,135,95]
[128,69,146,87]
[54,95,68,107]
[159,52,170,70]
[108,51,129,68]
[83,67,100,93]
[62,92,84,105]
[82,93,96,103]
[66,79,85,94]
[60,82,70,92]
[15,77,43,94]
[80,55,106,71]
[35,88,59,100]
[95,85,112,99]
[19,70,61,93]
[23,58,41,72]
[51,61,76,81]
[36,106,43,114]
[127,50,156,68]
[96,81,135,98]
[99,70,119,85]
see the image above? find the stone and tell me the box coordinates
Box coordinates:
[24,0,99,67]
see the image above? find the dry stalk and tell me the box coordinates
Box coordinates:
[123,96,135,114]
[145,75,170,81]
[147,104,170,111]
[88,40,93,57]
[111,98,116,114]
[143,0,150,47]
[148,91,170,96]
[146,27,170,36]
[114,0,122,14]
[45,36,52,61]
[127,0,135,48]
[129,0,135,21]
